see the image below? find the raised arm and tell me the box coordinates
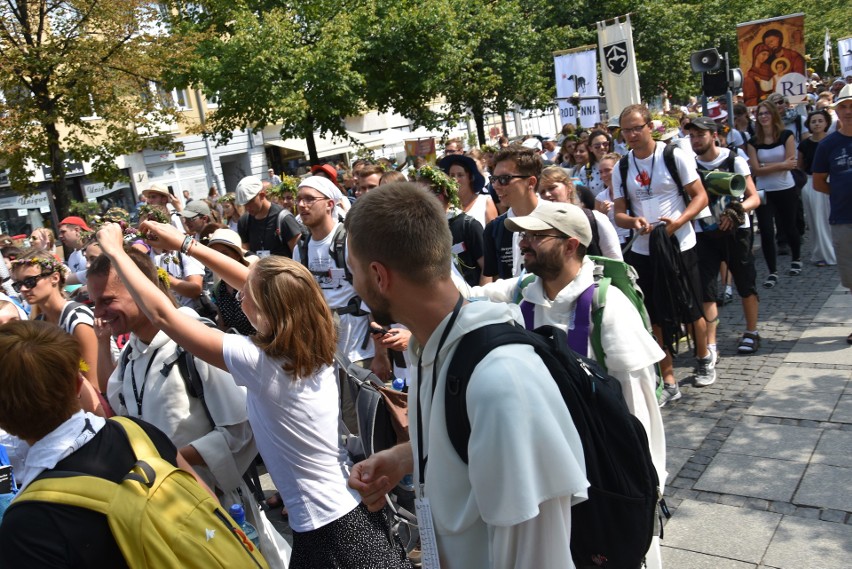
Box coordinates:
[96,223,228,370]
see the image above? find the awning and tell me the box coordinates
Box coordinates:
[266,131,357,159]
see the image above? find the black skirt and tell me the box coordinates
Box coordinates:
[290,503,414,569]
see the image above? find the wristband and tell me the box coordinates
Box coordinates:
[180,235,195,255]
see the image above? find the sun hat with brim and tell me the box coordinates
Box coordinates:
[832,84,852,107]
[142,184,170,197]
[436,154,486,193]
[206,228,247,262]
[504,201,592,247]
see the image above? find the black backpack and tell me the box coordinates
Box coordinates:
[446,323,661,569]
[297,223,352,283]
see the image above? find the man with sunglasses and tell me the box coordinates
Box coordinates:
[482,146,545,280]
[613,104,714,404]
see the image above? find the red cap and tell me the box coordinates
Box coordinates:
[59,216,92,231]
[310,164,338,185]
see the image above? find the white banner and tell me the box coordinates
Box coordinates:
[597,15,641,119]
[839,37,852,78]
[554,48,600,129]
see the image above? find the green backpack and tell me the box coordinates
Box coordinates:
[11,417,268,569]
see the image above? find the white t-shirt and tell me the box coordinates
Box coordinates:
[293,224,373,362]
[156,251,206,307]
[695,149,752,231]
[222,334,360,533]
[595,188,632,244]
[612,142,700,255]
[67,249,87,274]
[410,300,588,568]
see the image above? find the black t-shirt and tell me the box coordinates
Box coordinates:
[448,212,485,286]
[483,214,515,279]
[797,137,820,175]
[0,418,178,569]
[237,203,302,257]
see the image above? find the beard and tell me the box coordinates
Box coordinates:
[358,280,395,326]
[522,246,563,281]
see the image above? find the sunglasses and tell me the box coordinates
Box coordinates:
[12,273,51,292]
[491,174,531,186]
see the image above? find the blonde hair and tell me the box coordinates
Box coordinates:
[539,166,579,205]
[0,321,81,440]
[247,256,336,379]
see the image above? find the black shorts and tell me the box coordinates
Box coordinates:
[627,247,705,326]
[696,229,758,302]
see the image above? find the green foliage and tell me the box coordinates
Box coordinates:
[68,200,101,221]
[0,1,188,217]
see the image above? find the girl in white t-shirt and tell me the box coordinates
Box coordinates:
[96,222,412,569]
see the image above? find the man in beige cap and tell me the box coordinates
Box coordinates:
[468,199,667,567]
[235,175,302,258]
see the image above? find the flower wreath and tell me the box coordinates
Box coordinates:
[416,165,460,209]
[11,255,66,275]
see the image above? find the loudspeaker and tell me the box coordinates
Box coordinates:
[702,70,729,97]
[690,49,721,73]
[728,68,743,91]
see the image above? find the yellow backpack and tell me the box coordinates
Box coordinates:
[12,417,268,569]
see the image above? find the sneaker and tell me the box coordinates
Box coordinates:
[724,290,734,304]
[708,345,720,366]
[695,355,717,387]
[659,383,682,407]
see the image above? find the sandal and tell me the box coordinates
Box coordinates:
[815,260,828,267]
[789,261,802,276]
[763,274,778,289]
[738,332,761,354]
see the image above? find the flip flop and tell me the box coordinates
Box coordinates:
[763,274,778,289]
[788,261,802,276]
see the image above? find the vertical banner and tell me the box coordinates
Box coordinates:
[553,46,600,129]
[839,37,852,79]
[596,15,641,119]
[737,14,807,106]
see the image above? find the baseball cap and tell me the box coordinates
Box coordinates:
[179,200,211,219]
[310,164,339,185]
[235,176,263,206]
[685,117,718,132]
[59,216,92,231]
[504,201,592,247]
[521,137,543,151]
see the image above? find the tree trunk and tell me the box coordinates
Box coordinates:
[45,122,69,225]
[472,105,486,147]
[304,115,319,165]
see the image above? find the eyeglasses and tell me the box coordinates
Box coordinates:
[592,142,610,149]
[757,111,771,117]
[12,273,51,292]
[296,195,326,206]
[491,174,531,186]
[621,123,650,136]
[518,232,567,244]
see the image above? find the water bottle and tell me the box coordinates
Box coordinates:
[229,503,260,548]
[392,377,406,391]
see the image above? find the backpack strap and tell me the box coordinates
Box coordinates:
[328,223,352,283]
[662,144,685,199]
[490,213,509,279]
[445,323,539,464]
[618,155,631,215]
[109,416,160,459]
[581,208,601,256]
[590,277,611,369]
[511,273,536,304]
[297,231,310,270]
[519,300,535,331]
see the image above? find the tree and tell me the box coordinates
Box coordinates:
[0,1,188,220]
[165,0,459,163]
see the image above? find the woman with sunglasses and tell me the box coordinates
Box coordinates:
[747,101,800,288]
[95,222,413,569]
[10,252,107,416]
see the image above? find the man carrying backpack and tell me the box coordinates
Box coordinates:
[347,183,589,568]
[687,117,762,356]
[613,104,715,404]
[0,321,267,568]
[467,201,667,568]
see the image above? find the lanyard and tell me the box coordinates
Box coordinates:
[126,346,162,416]
[632,149,656,195]
[415,295,464,487]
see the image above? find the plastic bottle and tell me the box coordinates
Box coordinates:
[391,377,406,391]
[228,503,260,548]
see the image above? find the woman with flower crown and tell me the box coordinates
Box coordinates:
[10,251,108,416]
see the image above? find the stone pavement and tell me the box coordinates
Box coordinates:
[661,237,852,568]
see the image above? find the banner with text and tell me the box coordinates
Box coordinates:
[596,15,641,118]
[554,47,600,129]
[839,37,852,79]
[737,14,807,107]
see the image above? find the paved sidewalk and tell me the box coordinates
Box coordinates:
[661,241,852,568]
